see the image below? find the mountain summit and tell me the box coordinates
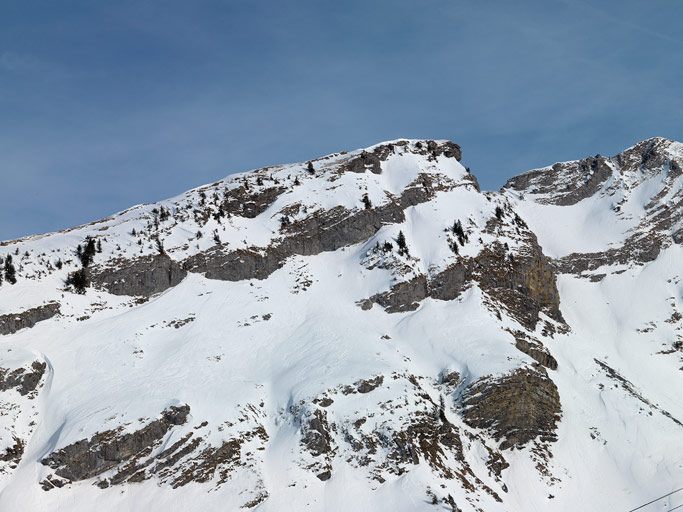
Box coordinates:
[0,138,681,512]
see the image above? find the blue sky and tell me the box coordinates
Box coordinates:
[1,0,682,239]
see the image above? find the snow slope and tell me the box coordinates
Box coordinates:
[0,138,681,512]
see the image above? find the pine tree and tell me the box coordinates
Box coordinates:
[362,194,373,210]
[452,220,467,246]
[4,255,17,284]
[307,161,315,174]
[396,231,409,256]
[65,268,88,294]
[77,237,97,267]
[156,238,165,255]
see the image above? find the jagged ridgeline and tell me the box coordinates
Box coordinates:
[0,138,681,512]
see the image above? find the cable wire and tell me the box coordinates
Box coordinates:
[627,488,683,512]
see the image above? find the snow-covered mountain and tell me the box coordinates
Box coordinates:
[0,137,681,512]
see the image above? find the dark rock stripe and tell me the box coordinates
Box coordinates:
[0,303,60,335]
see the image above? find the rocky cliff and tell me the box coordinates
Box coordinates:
[0,138,681,512]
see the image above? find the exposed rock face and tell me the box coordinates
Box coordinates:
[0,361,47,396]
[461,368,561,450]
[554,231,664,275]
[364,274,430,313]
[339,140,462,176]
[222,184,286,218]
[503,137,680,207]
[184,173,459,282]
[293,372,506,504]
[509,331,558,370]
[166,426,268,489]
[505,137,683,277]
[365,237,562,330]
[41,405,190,483]
[365,262,469,313]
[3,136,682,509]
[504,155,613,206]
[341,150,383,174]
[472,240,563,330]
[90,253,187,297]
[300,409,333,480]
[40,403,269,494]
[355,375,384,394]
[0,302,60,335]
[0,437,25,466]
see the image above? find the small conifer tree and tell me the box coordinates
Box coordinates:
[65,268,88,294]
[4,255,17,284]
[396,231,409,256]
[362,194,373,210]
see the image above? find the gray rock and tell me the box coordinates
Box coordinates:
[41,405,190,482]
[222,185,286,218]
[0,302,60,336]
[184,175,448,282]
[0,361,47,396]
[461,368,561,450]
[90,253,187,297]
[366,237,563,331]
[504,155,613,206]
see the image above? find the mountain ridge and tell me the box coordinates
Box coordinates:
[0,137,681,512]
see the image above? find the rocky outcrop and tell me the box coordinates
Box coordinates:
[509,330,558,370]
[90,253,187,297]
[184,173,457,282]
[555,231,664,275]
[166,426,268,489]
[461,368,561,450]
[0,302,60,335]
[0,361,47,396]
[472,240,563,330]
[1,437,25,466]
[364,262,469,314]
[387,410,466,481]
[339,140,462,176]
[300,409,333,481]
[505,137,682,279]
[504,155,613,206]
[364,237,562,330]
[41,403,270,494]
[222,184,286,218]
[41,405,190,483]
[503,138,679,207]
[341,150,383,174]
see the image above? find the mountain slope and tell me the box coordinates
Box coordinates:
[0,138,681,512]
